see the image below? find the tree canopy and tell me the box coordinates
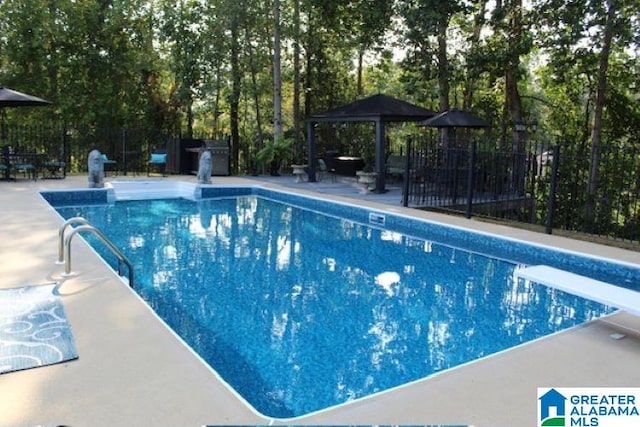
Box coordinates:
[0,0,638,172]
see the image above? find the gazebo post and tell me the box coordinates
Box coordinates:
[307,120,316,182]
[402,136,412,207]
[374,119,386,193]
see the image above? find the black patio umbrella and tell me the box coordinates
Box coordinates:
[0,86,52,107]
[1,87,52,180]
[419,109,490,129]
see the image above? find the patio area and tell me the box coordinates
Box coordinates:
[1,174,639,426]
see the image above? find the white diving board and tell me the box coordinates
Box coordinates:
[514,265,640,317]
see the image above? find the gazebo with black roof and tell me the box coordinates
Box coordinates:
[306,93,436,193]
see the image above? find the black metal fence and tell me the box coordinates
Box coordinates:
[403,135,639,246]
[1,124,638,247]
[1,124,171,176]
[554,141,640,244]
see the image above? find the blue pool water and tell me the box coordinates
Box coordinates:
[46,188,637,418]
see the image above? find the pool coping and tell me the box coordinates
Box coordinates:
[1,174,639,427]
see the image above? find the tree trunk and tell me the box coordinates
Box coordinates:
[506,62,523,151]
[463,0,487,111]
[229,13,241,174]
[506,0,524,142]
[504,0,525,193]
[273,0,283,143]
[588,0,615,196]
[436,18,453,146]
[304,11,314,119]
[245,26,264,155]
[437,20,450,112]
[185,100,194,138]
[357,49,365,96]
[212,64,222,138]
[292,0,302,158]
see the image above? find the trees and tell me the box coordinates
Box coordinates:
[0,0,162,128]
[532,0,640,229]
[397,0,466,113]
[1,0,638,237]
[273,0,283,144]
[0,0,637,171]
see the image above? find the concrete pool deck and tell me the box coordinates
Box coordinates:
[0,174,638,426]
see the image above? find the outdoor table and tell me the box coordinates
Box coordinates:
[332,156,365,176]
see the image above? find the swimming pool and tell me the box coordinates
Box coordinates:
[42,185,639,418]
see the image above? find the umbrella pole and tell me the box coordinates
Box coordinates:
[1,109,9,181]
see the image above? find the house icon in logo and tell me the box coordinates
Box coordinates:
[539,388,567,425]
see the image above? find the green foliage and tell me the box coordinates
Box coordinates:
[0,0,638,176]
[0,0,638,242]
[0,0,164,128]
[255,136,294,174]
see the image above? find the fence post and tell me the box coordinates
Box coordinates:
[545,143,561,234]
[61,125,68,166]
[465,138,476,219]
[402,136,412,207]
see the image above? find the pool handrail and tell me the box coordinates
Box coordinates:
[58,217,134,287]
[58,217,91,264]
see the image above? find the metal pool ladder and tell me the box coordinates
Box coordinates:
[58,217,134,287]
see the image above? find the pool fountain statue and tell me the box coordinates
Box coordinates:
[87,148,105,188]
[197,148,212,184]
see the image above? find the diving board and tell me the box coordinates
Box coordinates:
[514,265,640,316]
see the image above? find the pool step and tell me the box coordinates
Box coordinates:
[107,180,200,201]
[514,265,640,316]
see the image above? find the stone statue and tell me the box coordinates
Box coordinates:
[197,149,212,184]
[87,148,105,188]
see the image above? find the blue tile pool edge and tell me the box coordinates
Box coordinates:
[40,188,115,206]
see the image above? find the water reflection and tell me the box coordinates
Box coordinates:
[55,196,613,418]
[375,271,401,297]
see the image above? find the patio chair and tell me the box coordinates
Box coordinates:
[40,144,67,179]
[317,159,336,182]
[13,163,37,180]
[101,154,118,177]
[147,149,167,177]
[42,158,66,179]
[386,154,406,183]
[10,153,38,181]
